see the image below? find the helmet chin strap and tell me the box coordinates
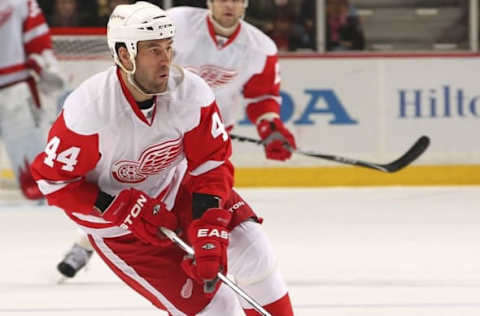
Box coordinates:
[127,73,159,97]
[118,58,186,98]
[118,56,165,97]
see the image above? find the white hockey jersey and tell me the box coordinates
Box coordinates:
[0,0,52,87]
[168,7,282,128]
[31,66,233,235]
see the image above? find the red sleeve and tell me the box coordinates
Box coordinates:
[243,54,281,123]
[183,102,234,203]
[23,0,52,55]
[30,111,101,214]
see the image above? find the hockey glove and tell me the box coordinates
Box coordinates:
[27,51,65,95]
[181,208,232,297]
[19,159,43,200]
[256,117,297,161]
[102,188,177,246]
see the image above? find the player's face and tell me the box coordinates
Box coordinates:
[210,0,245,28]
[134,38,173,93]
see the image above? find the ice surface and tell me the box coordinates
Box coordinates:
[1,186,480,315]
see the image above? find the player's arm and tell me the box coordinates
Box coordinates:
[23,0,64,94]
[243,54,296,161]
[184,101,234,215]
[183,101,233,225]
[31,111,178,245]
[182,101,233,295]
[30,111,101,214]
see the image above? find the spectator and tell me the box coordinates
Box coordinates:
[98,0,134,26]
[99,1,180,26]
[172,0,206,7]
[248,0,301,52]
[296,0,317,50]
[247,0,301,35]
[48,0,98,27]
[37,0,53,17]
[437,0,469,48]
[267,11,296,52]
[326,0,365,51]
[246,0,276,33]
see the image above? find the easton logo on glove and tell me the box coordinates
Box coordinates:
[102,188,178,246]
[181,208,232,296]
[197,228,229,239]
[120,194,147,230]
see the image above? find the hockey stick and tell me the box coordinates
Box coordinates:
[230,133,430,173]
[159,227,272,316]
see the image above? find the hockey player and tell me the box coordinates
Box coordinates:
[58,0,297,285]
[55,0,298,288]
[168,0,297,161]
[32,2,294,315]
[0,0,64,200]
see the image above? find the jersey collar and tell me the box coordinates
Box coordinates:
[116,67,157,126]
[206,16,242,49]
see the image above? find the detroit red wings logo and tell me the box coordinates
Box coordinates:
[112,138,183,183]
[0,5,13,28]
[186,65,238,88]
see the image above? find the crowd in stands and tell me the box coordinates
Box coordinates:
[38,0,366,52]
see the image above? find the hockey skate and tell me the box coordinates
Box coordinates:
[57,243,93,281]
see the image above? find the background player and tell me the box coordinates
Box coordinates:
[0,0,64,200]
[168,0,297,161]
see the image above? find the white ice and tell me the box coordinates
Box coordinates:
[1,186,480,316]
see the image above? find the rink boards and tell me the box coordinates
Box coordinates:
[1,53,479,186]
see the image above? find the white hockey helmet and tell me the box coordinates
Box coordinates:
[107,1,175,74]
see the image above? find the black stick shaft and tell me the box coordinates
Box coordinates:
[230,133,430,173]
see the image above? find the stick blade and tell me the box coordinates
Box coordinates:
[383,135,430,172]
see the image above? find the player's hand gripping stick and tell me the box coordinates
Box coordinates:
[160,226,272,316]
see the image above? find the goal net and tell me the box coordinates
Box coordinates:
[0,28,110,194]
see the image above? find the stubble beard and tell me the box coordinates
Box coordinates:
[135,71,168,94]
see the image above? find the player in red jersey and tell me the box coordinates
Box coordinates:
[32,2,294,315]
[57,0,297,283]
[0,0,64,200]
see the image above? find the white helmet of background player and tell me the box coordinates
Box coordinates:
[207,0,248,34]
[107,1,175,93]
